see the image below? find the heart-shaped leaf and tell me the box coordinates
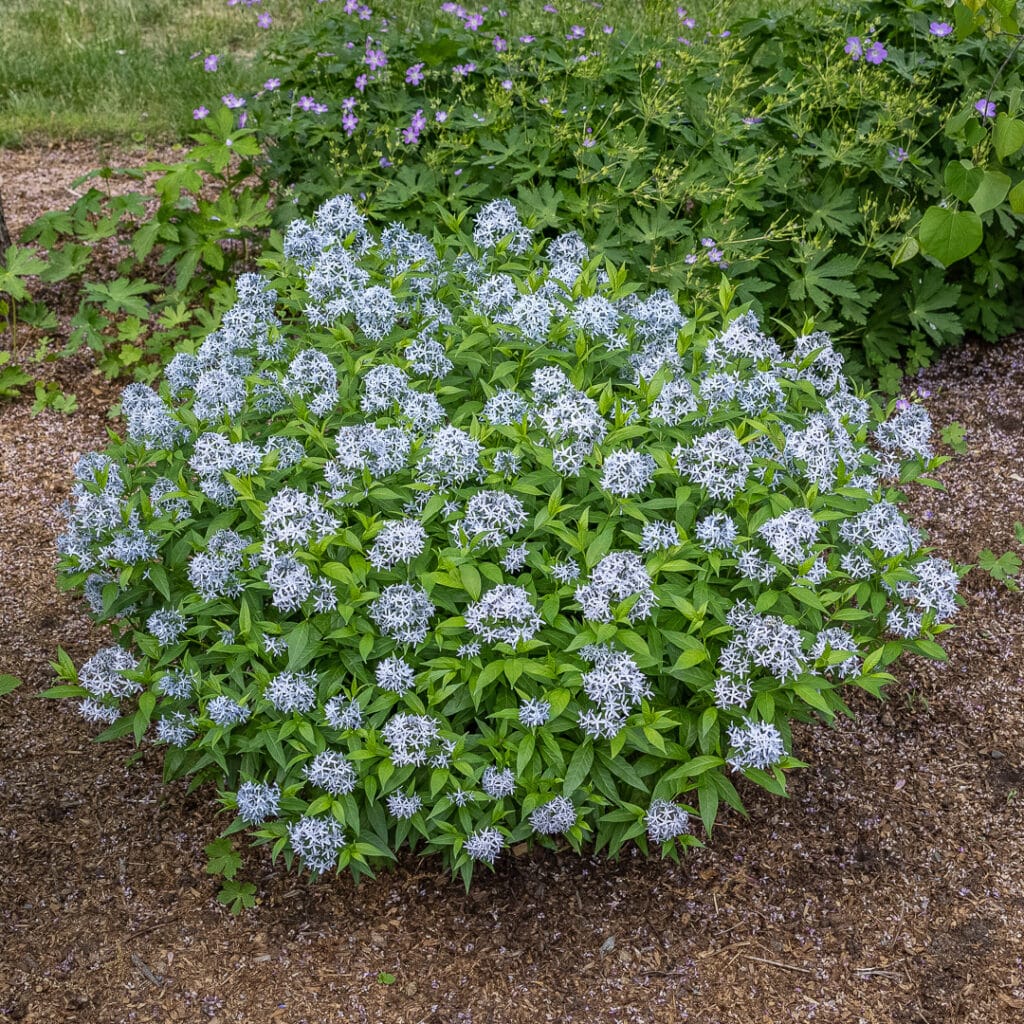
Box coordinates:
[918,206,983,266]
[969,170,1011,214]
[994,113,1024,160]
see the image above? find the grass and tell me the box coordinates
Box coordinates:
[0,0,810,146]
[0,0,308,145]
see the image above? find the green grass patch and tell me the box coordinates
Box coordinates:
[0,0,307,145]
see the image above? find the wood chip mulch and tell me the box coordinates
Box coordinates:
[1,144,1022,1024]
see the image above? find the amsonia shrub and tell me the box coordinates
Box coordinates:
[53,196,959,886]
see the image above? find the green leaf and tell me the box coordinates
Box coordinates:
[969,171,1011,215]
[1009,181,1024,214]
[563,743,593,795]
[993,113,1024,160]
[917,207,983,266]
[978,548,1021,581]
[287,622,321,671]
[0,674,21,696]
[676,755,725,777]
[217,879,257,914]
[943,161,982,203]
[205,837,242,880]
[459,563,482,600]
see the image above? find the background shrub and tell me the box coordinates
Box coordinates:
[52,195,959,885]
[240,0,1024,387]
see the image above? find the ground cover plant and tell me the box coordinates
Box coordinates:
[50,195,960,886]
[5,0,1024,402]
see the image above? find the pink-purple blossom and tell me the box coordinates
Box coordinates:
[365,48,388,71]
[193,106,210,120]
[405,62,425,85]
[222,94,245,109]
[929,21,953,37]
[204,54,219,72]
[975,98,996,118]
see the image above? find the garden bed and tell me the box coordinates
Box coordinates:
[0,144,1022,1024]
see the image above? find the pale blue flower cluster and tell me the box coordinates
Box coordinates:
[57,194,961,878]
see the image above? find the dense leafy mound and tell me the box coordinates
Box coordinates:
[55,196,958,884]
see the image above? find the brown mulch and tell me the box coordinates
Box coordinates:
[1,145,1023,1024]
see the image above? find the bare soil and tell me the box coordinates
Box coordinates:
[1,144,1022,1024]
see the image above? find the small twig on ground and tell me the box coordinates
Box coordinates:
[741,955,814,975]
[128,918,178,941]
[853,965,903,979]
[130,951,165,988]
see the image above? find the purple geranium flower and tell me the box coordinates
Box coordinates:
[355,74,368,92]
[222,94,245,109]
[263,78,281,91]
[405,62,425,85]
[257,12,272,28]
[465,12,484,30]
[929,21,953,37]
[435,110,448,122]
[493,35,507,52]
[193,106,210,120]
[365,48,388,71]
[975,98,996,118]
[845,36,863,60]
[342,112,358,136]
[865,41,887,64]
[204,54,219,72]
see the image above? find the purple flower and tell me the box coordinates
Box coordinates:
[453,62,476,77]
[682,16,696,28]
[365,48,388,71]
[435,110,448,122]
[493,35,507,52]
[684,253,698,265]
[342,112,358,136]
[341,96,357,111]
[742,116,763,125]
[582,137,596,148]
[380,157,392,168]
[222,94,245,109]
[567,25,585,40]
[501,79,513,89]
[865,41,887,64]
[402,108,427,144]
[465,12,484,30]
[889,146,908,162]
[454,168,463,176]
[929,21,953,37]
[257,11,272,28]
[845,36,863,60]
[895,397,911,412]
[519,34,535,44]
[543,3,557,11]
[405,62,425,85]
[603,25,614,34]
[263,77,281,91]
[975,98,996,118]
[204,54,219,72]
[355,73,368,92]
[193,106,210,120]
